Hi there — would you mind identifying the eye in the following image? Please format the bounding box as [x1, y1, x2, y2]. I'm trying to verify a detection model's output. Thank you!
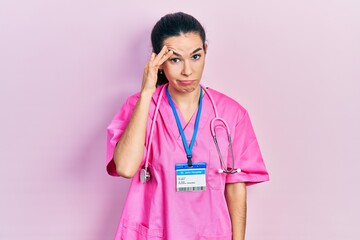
[192, 54, 201, 60]
[169, 58, 181, 63]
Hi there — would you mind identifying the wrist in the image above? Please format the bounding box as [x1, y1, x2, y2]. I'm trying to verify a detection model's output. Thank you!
[139, 89, 154, 101]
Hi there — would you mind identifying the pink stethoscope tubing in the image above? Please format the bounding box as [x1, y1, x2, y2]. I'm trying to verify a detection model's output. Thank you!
[205, 87, 241, 174]
[140, 84, 167, 183]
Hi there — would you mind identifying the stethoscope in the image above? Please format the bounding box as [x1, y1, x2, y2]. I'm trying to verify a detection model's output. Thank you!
[140, 84, 241, 183]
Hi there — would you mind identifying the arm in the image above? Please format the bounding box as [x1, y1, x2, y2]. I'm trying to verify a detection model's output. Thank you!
[113, 91, 152, 178]
[113, 46, 173, 178]
[225, 182, 247, 240]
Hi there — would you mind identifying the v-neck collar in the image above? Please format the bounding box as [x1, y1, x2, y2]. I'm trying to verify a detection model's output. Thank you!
[151, 85, 213, 140]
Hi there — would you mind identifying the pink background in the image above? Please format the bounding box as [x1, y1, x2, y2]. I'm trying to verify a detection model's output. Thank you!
[1, 0, 360, 239]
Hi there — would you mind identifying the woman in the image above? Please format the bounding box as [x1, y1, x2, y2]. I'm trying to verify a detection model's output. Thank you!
[106, 12, 269, 240]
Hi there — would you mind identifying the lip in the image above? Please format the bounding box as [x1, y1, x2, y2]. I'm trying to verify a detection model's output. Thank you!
[178, 80, 195, 85]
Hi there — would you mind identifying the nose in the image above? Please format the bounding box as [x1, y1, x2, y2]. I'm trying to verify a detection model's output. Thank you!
[181, 60, 192, 77]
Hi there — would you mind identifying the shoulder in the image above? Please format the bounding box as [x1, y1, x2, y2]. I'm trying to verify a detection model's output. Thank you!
[124, 92, 140, 107]
[205, 86, 248, 121]
[126, 85, 165, 105]
[110, 91, 141, 122]
[120, 86, 165, 118]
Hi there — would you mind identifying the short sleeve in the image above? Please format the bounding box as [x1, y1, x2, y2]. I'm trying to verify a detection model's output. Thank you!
[106, 95, 139, 176]
[225, 110, 269, 185]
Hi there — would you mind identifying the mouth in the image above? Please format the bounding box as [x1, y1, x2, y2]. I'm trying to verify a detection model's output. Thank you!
[177, 80, 195, 85]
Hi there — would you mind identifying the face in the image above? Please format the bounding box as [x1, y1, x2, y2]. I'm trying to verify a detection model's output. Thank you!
[161, 32, 207, 94]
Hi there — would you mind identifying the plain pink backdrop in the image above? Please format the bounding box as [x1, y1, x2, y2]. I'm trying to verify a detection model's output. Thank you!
[1, 0, 359, 239]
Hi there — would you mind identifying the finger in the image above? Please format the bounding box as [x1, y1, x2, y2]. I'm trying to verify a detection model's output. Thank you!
[152, 45, 168, 65]
[149, 52, 156, 61]
[158, 50, 173, 65]
[144, 53, 155, 71]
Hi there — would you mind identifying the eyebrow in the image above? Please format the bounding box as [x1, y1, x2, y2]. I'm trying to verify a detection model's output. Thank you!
[171, 47, 203, 57]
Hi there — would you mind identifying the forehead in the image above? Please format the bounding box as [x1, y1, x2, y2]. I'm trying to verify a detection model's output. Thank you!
[163, 33, 203, 53]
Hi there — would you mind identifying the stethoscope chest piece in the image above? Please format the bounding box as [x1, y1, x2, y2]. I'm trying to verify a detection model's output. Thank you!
[140, 168, 150, 184]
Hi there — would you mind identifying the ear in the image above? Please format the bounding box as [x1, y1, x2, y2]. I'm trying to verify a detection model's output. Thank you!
[158, 66, 164, 75]
[204, 42, 208, 54]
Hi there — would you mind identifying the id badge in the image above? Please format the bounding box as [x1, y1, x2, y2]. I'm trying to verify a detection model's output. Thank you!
[175, 162, 206, 192]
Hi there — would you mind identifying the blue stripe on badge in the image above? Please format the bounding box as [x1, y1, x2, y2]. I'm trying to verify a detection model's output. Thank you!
[176, 169, 206, 175]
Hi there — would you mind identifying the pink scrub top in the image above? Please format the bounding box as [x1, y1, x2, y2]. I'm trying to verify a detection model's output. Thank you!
[106, 86, 269, 240]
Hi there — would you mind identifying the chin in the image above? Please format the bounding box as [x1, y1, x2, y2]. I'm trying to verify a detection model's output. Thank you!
[178, 84, 200, 93]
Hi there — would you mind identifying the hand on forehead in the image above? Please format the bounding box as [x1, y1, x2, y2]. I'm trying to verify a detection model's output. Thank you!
[163, 33, 205, 57]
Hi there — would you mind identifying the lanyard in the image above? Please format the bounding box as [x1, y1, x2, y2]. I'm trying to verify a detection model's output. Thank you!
[166, 86, 203, 167]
